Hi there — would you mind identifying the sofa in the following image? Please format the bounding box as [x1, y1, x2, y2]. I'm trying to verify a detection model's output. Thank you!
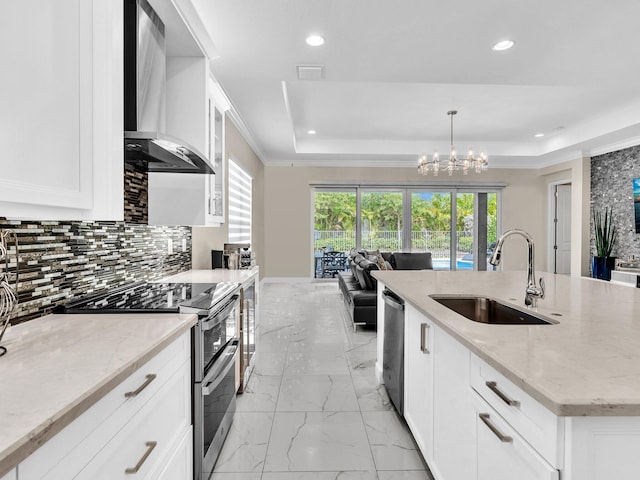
[338, 251, 433, 330]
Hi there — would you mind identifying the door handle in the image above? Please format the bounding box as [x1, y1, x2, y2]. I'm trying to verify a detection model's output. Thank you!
[125, 441, 157, 474]
[420, 323, 430, 354]
[479, 413, 512, 443]
[124, 374, 156, 398]
[486, 381, 520, 407]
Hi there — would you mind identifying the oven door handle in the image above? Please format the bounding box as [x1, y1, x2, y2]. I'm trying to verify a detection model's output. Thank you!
[200, 295, 240, 332]
[201, 342, 238, 396]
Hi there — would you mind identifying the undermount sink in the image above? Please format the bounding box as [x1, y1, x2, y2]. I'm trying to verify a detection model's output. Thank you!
[429, 295, 557, 325]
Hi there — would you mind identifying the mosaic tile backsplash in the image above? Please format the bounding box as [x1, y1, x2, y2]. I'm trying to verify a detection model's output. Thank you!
[591, 144, 640, 260]
[0, 221, 191, 324]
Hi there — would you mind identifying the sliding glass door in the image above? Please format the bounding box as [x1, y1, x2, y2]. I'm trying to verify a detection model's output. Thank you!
[361, 190, 403, 252]
[410, 191, 452, 269]
[313, 190, 356, 278]
[313, 187, 500, 276]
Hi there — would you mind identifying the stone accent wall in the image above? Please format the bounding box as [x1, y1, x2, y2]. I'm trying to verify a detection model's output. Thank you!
[591, 145, 640, 260]
[0, 221, 191, 324]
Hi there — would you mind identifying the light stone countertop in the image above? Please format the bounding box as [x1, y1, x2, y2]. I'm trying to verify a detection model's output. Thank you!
[372, 270, 640, 417]
[0, 312, 197, 477]
[157, 266, 259, 286]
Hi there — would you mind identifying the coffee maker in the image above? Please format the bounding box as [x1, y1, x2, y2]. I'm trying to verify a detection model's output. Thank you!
[223, 243, 255, 269]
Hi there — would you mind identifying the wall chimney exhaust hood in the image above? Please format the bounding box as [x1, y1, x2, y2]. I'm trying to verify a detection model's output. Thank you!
[123, 0, 214, 174]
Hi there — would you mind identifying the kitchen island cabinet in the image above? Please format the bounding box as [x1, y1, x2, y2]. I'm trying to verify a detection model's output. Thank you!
[0, 313, 197, 478]
[374, 270, 640, 480]
[0, 469, 15, 480]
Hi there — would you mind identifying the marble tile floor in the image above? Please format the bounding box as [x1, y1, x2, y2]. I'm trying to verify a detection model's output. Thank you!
[211, 281, 434, 480]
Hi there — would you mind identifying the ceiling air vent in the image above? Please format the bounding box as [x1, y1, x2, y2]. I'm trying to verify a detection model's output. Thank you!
[297, 65, 325, 81]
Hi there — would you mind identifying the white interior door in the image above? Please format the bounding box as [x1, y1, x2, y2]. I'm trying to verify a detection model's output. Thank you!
[555, 184, 572, 275]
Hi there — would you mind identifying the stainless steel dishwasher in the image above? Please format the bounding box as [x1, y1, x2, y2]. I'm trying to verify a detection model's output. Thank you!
[382, 288, 405, 414]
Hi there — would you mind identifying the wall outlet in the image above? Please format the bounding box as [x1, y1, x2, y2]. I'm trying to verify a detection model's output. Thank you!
[182, 238, 187, 252]
[167, 238, 173, 255]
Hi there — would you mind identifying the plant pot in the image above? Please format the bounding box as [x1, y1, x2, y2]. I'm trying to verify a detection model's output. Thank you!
[592, 256, 616, 281]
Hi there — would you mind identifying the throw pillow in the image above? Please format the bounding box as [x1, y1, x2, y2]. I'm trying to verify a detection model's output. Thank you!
[376, 253, 388, 270]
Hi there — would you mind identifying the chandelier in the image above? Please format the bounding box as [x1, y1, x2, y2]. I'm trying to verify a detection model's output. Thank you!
[418, 110, 488, 176]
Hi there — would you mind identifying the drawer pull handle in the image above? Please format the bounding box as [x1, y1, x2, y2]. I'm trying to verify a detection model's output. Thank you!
[125, 441, 157, 474]
[420, 323, 431, 354]
[124, 374, 157, 398]
[479, 413, 513, 443]
[486, 381, 520, 407]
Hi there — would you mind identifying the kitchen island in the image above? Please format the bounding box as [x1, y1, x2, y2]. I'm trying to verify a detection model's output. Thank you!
[0, 312, 197, 478]
[373, 270, 640, 480]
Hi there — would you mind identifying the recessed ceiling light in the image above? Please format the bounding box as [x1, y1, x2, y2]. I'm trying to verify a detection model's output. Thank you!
[307, 129, 317, 135]
[492, 40, 514, 51]
[534, 133, 545, 138]
[306, 34, 325, 47]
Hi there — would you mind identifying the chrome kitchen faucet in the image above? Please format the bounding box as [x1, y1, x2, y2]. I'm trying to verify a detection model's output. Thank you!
[489, 229, 545, 308]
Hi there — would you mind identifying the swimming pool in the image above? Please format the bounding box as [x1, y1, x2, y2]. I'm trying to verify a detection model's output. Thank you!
[432, 258, 474, 270]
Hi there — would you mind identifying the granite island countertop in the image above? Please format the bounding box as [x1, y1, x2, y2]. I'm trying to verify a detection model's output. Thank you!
[372, 270, 640, 417]
[0, 312, 197, 477]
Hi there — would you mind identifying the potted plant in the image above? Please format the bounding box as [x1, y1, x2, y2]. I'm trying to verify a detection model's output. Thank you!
[592, 207, 617, 281]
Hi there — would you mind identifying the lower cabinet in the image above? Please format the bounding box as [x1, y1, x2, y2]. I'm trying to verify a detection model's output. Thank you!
[397, 298, 558, 480]
[384, 289, 640, 479]
[18, 332, 192, 480]
[403, 304, 435, 465]
[151, 427, 193, 480]
[431, 322, 477, 480]
[0, 469, 16, 480]
[474, 394, 558, 480]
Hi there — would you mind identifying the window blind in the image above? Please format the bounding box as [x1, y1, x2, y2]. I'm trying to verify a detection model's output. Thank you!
[228, 159, 252, 243]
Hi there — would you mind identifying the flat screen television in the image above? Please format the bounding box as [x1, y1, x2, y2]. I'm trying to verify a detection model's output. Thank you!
[635, 178, 640, 233]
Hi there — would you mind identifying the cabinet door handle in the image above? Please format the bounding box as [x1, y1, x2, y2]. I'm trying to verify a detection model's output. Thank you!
[124, 374, 157, 398]
[479, 413, 513, 443]
[420, 323, 430, 354]
[125, 441, 157, 474]
[485, 381, 520, 407]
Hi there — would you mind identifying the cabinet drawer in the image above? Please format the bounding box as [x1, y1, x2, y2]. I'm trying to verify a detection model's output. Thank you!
[74, 359, 191, 480]
[474, 392, 559, 480]
[150, 426, 193, 480]
[21, 332, 190, 480]
[470, 353, 564, 468]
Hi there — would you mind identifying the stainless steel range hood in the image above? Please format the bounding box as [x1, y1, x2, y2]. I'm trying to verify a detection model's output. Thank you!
[123, 0, 214, 174]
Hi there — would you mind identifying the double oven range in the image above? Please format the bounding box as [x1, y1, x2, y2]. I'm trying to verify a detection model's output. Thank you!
[62, 281, 241, 480]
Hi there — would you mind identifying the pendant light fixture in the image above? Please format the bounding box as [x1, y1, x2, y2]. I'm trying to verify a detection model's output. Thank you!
[418, 110, 488, 176]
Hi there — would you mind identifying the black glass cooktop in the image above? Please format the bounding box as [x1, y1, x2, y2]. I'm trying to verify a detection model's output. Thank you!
[60, 281, 223, 314]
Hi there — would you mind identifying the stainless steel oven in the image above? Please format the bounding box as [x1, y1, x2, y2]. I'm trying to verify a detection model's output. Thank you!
[182, 289, 241, 479]
[194, 339, 238, 477]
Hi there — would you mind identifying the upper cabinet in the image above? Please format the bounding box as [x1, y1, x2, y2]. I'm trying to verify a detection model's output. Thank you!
[0, 0, 124, 220]
[146, 0, 229, 226]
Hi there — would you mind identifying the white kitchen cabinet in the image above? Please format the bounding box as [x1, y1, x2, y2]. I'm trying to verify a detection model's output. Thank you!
[0, 0, 123, 221]
[431, 323, 477, 480]
[563, 416, 640, 480]
[73, 361, 191, 480]
[152, 427, 193, 480]
[0, 469, 16, 480]
[470, 353, 564, 468]
[19, 332, 191, 480]
[403, 303, 435, 465]
[147, 62, 229, 226]
[474, 393, 559, 480]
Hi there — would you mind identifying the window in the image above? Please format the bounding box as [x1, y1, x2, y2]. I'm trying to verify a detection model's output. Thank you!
[313, 185, 501, 275]
[228, 159, 252, 243]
